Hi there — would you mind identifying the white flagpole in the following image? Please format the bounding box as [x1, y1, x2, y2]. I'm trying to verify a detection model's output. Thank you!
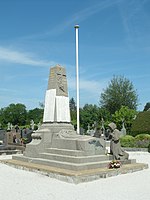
[74, 24, 80, 134]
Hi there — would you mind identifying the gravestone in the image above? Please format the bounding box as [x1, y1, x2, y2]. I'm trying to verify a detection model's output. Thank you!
[30, 120, 35, 130]
[37, 122, 41, 130]
[0, 129, 25, 154]
[0, 129, 5, 144]
[6, 132, 14, 144]
[7, 122, 11, 132]
[121, 121, 126, 136]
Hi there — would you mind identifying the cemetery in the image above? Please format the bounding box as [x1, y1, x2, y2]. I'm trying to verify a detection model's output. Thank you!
[0, 1, 150, 199]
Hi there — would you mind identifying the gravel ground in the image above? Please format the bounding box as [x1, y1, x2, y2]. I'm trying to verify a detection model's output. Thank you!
[0, 152, 149, 200]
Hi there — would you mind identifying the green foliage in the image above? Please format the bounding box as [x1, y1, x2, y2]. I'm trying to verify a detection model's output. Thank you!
[98, 107, 111, 125]
[0, 104, 43, 128]
[148, 143, 150, 153]
[69, 98, 77, 128]
[131, 111, 150, 136]
[143, 102, 150, 111]
[99, 75, 138, 114]
[0, 103, 27, 126]
[120, 135, 135, 147]
[135, 134, 150, 140]
[69, 97, 76, 111]
[69, 97, 77, 130]
[120, 134, 150, 148]
[26, 108, 43, 124]
[112, 106, 137, 132]
[134, 134, 150, 148]
[80, 104, 100, 130]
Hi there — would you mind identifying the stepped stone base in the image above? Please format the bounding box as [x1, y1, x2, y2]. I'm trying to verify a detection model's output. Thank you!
[9, 122, 148, 183]
[1, 158, 148, 184]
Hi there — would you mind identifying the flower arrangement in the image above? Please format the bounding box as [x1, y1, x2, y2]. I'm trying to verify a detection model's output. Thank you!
[108, 160, 121, 169]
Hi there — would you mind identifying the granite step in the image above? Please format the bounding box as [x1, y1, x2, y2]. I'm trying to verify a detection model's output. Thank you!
[39, 152, 112, 163]
[12, 154, 136, 171]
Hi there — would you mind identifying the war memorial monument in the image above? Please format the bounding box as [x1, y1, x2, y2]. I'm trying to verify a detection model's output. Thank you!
[0, 64, 146, 183]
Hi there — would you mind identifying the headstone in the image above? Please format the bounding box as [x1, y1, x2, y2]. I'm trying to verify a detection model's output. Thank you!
[101, 118, 105, 136]
[30, 120, 35, 130]
[10, 123, 13, 130]
[121, 121, 126, 136]
[37, 122, 41, 130]
[86, 124, 90, 135]
[7, 122, 11, 132]
[0, 129, 5, 144]
[15, 125, 19, 133]
[6, 132, 13, 144]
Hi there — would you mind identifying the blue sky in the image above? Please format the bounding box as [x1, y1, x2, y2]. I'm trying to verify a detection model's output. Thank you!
[0, 0, 150, 111]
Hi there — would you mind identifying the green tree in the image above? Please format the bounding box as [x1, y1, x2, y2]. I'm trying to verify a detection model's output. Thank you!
[80, 104, 99, 131]
[0, 108, 5, 127]
[26, 108, 44, 124]
[39, 102, 44, 109]
[98, 107, 111, 125]
[112, 106, 137, 133]
[0, 103, 27, 126]
[143, 102, 150, 111]
[69, 98, 77, 128]
[99, 75, 138, 114]
[69, 97, 76, 111]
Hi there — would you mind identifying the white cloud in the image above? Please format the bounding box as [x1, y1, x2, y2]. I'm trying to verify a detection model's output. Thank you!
[68, 77, 109, 106]
[68, 77, 108, 96]
[0, 47, 55, 67]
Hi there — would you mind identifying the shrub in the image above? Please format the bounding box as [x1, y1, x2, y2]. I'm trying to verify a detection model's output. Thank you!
[134, 134, 150, 148]
[120, 135, 135, 147]
[148, 143, 150, 153]
[131, 111, 150, 136]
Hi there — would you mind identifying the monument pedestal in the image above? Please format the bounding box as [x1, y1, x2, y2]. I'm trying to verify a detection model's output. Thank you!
[16, 122, 109, 170]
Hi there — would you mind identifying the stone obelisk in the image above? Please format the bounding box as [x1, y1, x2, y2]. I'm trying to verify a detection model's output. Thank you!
[43, 64, 71, 123]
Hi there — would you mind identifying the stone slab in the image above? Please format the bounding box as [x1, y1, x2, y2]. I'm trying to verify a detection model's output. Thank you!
[55, 96, 70, 122]
[43, 89, 56, 122]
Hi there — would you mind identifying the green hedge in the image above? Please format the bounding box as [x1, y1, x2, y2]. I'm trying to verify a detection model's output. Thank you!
[131, 111, 150, 136]
[120, 135, 135, 147]
[148, 144, 150, 153]
[120, 134, 150, 148]
[134, 134, 150, 148]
